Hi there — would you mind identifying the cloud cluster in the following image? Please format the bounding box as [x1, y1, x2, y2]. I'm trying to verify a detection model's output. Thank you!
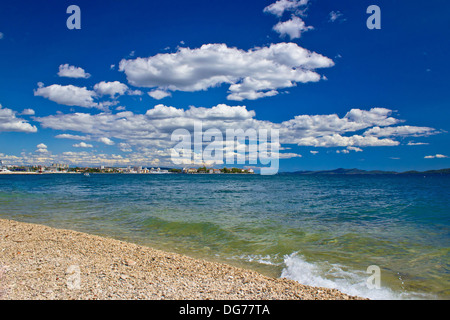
[119, 43, 334, 101]
[2, 1, 445, 169]
[263, 0, 309, 17]
[0, 104, 37, 133]
[34, 81, 142, 110]
[364, 125, 437, 137]
[36, 143, 48, 153]
[264, 0, 312, 41]
[424, 154, 447, 159]
[0, 150, 137, 167]
[278, 107, 401, 146]
[1, 103, 440, 167]
[35, 5, 330, 106]
[31, 104, 439, 166]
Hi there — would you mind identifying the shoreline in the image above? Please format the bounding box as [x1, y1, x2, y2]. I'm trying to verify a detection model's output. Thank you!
[0, 218, 364, 300]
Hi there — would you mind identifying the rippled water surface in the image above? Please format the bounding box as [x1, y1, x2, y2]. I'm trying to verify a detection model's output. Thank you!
[0, 173, 448, 299]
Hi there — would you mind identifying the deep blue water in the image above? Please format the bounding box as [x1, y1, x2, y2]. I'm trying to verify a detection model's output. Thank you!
[0, 173, 448, 299]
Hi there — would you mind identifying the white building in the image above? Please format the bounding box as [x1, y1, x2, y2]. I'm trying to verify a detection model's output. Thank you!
[0, 160, 11, 173]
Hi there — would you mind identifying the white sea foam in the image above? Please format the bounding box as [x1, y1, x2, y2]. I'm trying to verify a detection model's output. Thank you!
[237, 254, 282, 266]
[280, 252, 432, 300]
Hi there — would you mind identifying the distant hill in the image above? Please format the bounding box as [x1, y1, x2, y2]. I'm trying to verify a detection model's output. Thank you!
[409, 168, 450, 175]
[282, 168, 450, 175]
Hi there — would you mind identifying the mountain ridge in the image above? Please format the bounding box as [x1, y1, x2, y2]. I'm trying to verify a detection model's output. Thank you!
[280, 168, 450, 175]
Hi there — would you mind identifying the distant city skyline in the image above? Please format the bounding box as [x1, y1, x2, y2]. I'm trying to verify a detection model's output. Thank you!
[0, 0, 449, 172]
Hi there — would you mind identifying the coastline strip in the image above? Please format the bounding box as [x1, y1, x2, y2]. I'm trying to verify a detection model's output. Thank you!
[0, 218, 363, 300]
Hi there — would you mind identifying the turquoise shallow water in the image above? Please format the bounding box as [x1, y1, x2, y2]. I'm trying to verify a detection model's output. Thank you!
[0, 173, 449, 299]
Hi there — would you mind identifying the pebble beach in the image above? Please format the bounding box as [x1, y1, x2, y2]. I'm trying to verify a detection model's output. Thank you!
[0, 218, 363, 300]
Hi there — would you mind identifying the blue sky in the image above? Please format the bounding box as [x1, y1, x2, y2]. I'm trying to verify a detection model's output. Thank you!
[0, 0, 449, 172]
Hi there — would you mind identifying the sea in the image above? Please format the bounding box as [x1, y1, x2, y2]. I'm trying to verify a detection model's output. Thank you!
[0, 173, 448, 299]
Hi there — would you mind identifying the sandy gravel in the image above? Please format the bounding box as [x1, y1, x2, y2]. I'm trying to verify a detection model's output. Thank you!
[0, 218, 364, 300]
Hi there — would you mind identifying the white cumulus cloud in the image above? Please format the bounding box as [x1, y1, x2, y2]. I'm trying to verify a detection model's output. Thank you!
[0, 104, 37, 133]
[57, 64, 91, 79]
[98, 137, 115, 145]
[34, 84, 98, 108]
[94, 81, 129, 98]
[273, 16, 313, 39]
[148, 89, 172, 100]
[119, 42, 334, 101]
[73, 142, 93, 148]
[20, 108, 35, 115]
[264, 0, 309, 17]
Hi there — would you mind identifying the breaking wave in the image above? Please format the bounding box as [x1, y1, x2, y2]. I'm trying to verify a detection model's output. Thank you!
[280, 252, 433, 300]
